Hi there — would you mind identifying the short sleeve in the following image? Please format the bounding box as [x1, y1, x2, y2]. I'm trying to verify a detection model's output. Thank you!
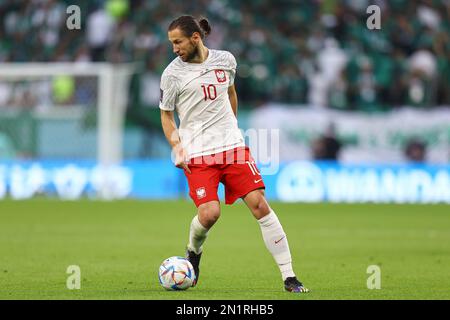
[159, 71, 178, 111]
[228, 52, 237, 86]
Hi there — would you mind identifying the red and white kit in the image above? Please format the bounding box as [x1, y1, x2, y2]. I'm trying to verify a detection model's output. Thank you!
[159, 49, 265, 207]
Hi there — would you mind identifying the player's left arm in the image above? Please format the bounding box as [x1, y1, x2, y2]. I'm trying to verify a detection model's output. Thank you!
[228, 84, 238, 117]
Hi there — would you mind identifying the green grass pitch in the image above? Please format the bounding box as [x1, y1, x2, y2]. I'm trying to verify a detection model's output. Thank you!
[0, 199, 449, 300]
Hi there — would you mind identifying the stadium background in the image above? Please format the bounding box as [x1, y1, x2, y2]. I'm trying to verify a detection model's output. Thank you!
[0, 0, 449, 300]
[0, 0, 449, 202]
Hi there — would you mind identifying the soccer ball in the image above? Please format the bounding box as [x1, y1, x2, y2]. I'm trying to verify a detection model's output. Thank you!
[158, 256, 196, 290]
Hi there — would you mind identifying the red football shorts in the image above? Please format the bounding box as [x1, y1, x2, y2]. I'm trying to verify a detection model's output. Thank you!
[184, 146, 265, 207]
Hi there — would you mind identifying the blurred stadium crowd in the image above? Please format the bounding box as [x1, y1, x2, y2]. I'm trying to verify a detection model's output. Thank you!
[0, 0, 449, 112]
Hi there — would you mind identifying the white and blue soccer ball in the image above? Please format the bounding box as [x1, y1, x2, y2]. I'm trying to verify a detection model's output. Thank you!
[158, 256, 196, 290]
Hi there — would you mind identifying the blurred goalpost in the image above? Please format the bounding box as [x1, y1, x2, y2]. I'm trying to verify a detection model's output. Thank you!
[0, 62, 136, 199]
[0, 62, 135, 166]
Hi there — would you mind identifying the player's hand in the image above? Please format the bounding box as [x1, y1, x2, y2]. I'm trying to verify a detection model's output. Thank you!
[173, 144, 191, 174]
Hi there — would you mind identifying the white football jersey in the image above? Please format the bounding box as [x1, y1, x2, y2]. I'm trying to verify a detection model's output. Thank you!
[159, 49, 245, 159]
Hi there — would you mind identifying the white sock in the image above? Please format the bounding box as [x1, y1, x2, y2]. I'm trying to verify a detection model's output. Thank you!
[258, 210, 296, 281]
[187, 215, 209, 255]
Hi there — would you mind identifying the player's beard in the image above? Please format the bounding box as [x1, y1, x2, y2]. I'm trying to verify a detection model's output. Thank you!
[184, 41, 199, 62]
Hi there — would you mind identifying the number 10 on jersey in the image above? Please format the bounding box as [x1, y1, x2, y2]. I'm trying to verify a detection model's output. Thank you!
[201, 84, 217, 101]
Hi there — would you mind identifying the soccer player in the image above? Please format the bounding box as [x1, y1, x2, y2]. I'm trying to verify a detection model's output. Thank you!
[159, 15, 309, 293]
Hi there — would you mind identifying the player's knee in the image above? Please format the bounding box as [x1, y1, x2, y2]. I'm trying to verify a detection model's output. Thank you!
[251, 191, 271, 218]
[198, 203, 220, 228]
[255, 199, 271, 218]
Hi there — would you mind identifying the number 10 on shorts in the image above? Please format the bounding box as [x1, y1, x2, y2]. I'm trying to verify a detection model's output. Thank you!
[246, 161, 260, 176]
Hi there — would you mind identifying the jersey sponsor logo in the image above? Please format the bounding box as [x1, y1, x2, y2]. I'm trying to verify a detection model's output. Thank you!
[196, 187, 206, 199]
[215, 69, 227, 83]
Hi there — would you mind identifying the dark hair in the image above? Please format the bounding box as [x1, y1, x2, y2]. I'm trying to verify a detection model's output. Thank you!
[168, 15, 211, 39]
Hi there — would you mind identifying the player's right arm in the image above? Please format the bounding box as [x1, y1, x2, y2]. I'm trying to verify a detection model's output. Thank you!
[160, 110, 191, 173]
[159, 70, 191, 173]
